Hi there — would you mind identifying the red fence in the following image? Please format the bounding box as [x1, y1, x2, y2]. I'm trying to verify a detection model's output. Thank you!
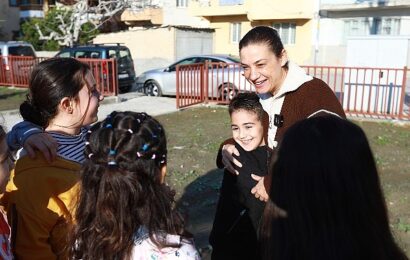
[0, 56, 119, 96]
[176, 63, 409, 121]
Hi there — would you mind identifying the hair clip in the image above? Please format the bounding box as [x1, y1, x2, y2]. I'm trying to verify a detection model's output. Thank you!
[151, 154, 156, 159]
[88, 153, 94, 158]
[107, 161, 117, 166]
[109, 149, 116, 155]
[127, 129, 133, 134]
[142, 143, 149, 151]
[106, 124, 113, 128]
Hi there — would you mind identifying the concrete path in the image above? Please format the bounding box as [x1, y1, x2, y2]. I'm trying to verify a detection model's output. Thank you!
[0, 93, 179, 130]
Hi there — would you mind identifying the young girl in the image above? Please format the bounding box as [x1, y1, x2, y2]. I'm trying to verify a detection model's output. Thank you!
[260, 115, 408, 260]
[2, 58, 104, 259]
[69, 111, 200, 260]
[0, 125, 13, 260]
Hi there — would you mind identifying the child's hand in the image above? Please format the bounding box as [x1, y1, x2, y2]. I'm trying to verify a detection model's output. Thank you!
[251, 174, 269, 201]
[24, 133, 58, 163]
[221, 144, 242, 175]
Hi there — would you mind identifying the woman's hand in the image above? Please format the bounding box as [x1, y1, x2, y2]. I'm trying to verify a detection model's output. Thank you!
[221, 144, 242, 175]
[24, 133, 58, 163]
[251, 174, 269, 202]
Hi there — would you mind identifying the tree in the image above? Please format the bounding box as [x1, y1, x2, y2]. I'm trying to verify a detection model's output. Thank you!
[35, 0, 159, 47]
[20, 7, 99, 51]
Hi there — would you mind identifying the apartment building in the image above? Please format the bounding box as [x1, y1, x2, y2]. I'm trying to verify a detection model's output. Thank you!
[191, 0, 317, 65]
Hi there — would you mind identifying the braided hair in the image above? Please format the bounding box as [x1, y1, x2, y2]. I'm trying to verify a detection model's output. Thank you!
[69, 111, 184, 260]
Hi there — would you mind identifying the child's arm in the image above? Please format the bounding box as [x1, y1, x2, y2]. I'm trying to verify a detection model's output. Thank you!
[6, 121, 57, 162]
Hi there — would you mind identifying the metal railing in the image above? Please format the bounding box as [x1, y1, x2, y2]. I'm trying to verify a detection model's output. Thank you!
[177, 63, 409, 121]
[0, 56, 119, 96]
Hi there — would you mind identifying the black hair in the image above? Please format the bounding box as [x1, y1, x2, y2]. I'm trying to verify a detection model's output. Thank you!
[69, 111, 185, 260]
[239, 26, 285, 59]
[20, 58, 91, 128]
[229, 92, 264, 122]
[0, 125, 5, 142]
[260, 116, 408, 260]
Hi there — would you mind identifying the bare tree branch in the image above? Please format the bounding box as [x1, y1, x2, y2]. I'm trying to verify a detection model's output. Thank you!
[36, 0, 156, 47]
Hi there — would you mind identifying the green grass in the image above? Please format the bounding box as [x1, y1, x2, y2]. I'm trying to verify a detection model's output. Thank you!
[0, 87, 28, 111]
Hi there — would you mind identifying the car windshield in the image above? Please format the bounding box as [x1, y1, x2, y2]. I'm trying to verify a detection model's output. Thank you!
[9, 46, 35, 56]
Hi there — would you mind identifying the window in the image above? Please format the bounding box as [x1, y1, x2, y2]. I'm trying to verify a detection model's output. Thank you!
[220, 0, 244, 5]
[230, 22, 241, 43]
[9, 0, 18, 6]
[273, 23, 296, 45]
[345, 18, 400, 36]
[176, 0, 188, 7]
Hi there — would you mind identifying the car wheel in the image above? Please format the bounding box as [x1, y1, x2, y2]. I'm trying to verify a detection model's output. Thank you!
[219, 83, 238, 101]
[144, 80, 162, 97]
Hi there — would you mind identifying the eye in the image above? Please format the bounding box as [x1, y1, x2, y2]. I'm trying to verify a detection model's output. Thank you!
[245, 125, 253, 129]
[256, 63, 265, 68]
[231, 126, 239, 131]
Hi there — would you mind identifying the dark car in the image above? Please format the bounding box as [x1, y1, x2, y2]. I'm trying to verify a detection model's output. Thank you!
[55, 43, 136, 93]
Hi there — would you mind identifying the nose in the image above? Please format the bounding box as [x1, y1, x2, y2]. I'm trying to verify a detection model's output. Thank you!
[239, 129, 246, 139]
[249, 69, 260, 81]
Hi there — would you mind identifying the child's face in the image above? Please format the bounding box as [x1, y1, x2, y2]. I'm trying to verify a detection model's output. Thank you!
[0, 138, 13, 194]
[75, 72, 103, 126]
[231, 109, 265, 151]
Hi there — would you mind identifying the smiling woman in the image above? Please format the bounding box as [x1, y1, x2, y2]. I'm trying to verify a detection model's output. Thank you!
[220, 26, 346, 202]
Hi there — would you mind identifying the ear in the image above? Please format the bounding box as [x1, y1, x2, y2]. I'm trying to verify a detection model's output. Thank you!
[160, 164, 167, 184]
[59, 97, 73, 114]
[280, 49, 288, 67]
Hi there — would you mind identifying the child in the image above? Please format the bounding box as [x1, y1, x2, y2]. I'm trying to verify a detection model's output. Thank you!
[260, 116, 408, 260]
[68, 111, 200, 259]
[2, 58, 104, 259]
[210, 92, 270, 260]
[0, 125, 13, 260]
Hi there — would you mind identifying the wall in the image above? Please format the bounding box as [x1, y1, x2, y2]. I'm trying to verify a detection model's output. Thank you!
[0, 2, 20, 41]
[93, 27, 176, 75]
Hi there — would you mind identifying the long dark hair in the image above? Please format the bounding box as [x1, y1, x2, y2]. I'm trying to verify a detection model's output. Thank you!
[20, 58, 90, 128]
[69, 111, 185, 260]
[260, 116, 408, 260]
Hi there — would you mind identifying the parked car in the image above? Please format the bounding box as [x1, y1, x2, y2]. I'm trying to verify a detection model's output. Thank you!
[136, 54, 250, 100]
[0, 41, 37, 83]
[55, 43, 136, 93]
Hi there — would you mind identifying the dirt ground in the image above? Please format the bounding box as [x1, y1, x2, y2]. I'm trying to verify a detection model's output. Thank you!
[156, 106, 410, 259]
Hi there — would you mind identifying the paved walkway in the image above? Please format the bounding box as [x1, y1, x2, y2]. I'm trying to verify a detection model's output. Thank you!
[0, 93, 179, 130]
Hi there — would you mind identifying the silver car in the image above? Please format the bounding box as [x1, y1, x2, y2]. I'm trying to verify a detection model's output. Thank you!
[136, 54, 252, 100]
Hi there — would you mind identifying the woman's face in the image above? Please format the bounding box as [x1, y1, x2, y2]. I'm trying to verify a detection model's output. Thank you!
[240, 43, 287, 95]
[75, 72, 104, 126]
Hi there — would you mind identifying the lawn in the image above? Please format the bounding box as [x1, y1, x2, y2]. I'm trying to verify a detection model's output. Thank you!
[0, 87, 28, 111]
[156, 106, 410, 257]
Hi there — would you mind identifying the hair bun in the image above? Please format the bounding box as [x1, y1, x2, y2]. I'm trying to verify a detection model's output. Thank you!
[20, 100, 48, 127]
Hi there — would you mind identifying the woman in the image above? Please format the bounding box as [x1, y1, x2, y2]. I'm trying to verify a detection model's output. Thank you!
[2, 58, 104, 259]
[221, 26, 345, 201]
[259, 115, 408, 260]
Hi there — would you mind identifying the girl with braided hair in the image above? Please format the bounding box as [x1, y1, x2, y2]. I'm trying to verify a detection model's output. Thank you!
[69, 111, 200, 260]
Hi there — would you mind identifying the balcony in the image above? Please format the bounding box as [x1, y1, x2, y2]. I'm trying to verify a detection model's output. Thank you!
[121, 7, 163, 25]
[191, 0, 314, 21]
[320, 0, 410, 18]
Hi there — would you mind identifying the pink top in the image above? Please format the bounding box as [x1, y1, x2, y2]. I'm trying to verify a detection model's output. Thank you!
[0, 211, 12, 260]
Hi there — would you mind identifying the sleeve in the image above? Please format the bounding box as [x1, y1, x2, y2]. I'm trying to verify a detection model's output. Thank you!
[300, 79, 346, 119]
[6, 121, 43, 151]
[174, 239, 201, 260]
